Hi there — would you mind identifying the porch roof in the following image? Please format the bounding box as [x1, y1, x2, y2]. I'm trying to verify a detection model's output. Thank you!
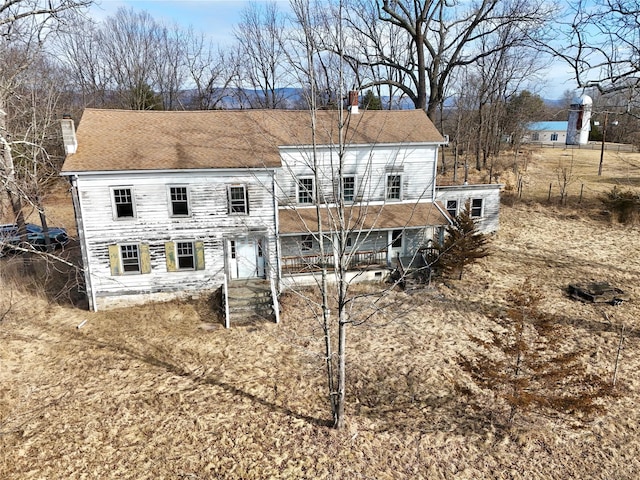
[278, 201, 450, 235]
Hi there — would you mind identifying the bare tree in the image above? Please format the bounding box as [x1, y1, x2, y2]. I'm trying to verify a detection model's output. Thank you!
[233, 2, 291, 109]
[549, 1, 640, 104]
[53, 16, 112, 108]
[183, 34, 236, 110]
[0, 0, 91, 38]
[1, 0, 90, 215]
[1, 0, 89, 272]
[283, 0, 444, 430]
[58, 6, 239, 112]
[342, 0, 551, 119]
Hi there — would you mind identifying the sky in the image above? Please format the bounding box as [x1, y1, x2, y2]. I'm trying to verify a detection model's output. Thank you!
[90, 0, 277, 45]
[89, 0, 578, 101]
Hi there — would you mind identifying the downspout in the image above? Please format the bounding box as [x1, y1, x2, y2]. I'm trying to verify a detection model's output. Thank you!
[271, 169, 281, 293]
[70, 174, 97, 311]
[431, 143, 440, 201]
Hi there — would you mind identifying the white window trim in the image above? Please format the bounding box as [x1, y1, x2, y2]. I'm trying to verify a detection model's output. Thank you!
[446, 199, 458, 217]
[167, 185, 191, 217]
[297, 177, 315, 204]
[110, 186, 136, 220]
[175, 240, 196, 270]
[342, 175, 357, 203]
[386, 174, 402, 201]
[228, 184, 249, 214]
[120, 243, 141, 274]
[471, 198, 484, 218]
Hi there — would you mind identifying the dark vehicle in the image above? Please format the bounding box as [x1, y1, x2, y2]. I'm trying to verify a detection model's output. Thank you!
[0, 223, 69, 255]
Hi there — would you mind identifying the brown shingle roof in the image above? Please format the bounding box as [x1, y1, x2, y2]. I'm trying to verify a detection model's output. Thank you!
[61, 108, 444, 173]
[278, 201, 450, 235]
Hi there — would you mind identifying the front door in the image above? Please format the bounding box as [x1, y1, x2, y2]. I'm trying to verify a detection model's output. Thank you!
[229, 238, 265, 279]
[389, 229, 404, 263]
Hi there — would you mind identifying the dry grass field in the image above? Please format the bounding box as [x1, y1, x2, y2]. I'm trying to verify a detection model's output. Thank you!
[1, 146, 640, 479]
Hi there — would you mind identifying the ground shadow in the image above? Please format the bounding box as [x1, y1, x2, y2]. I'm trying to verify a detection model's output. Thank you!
[79, 335, 331, 428]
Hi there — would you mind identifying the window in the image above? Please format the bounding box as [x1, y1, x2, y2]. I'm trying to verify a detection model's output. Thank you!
[176, 241, 195, 269]
[165, 240, 205, 272]
[169, 186, 189, 216]
[386, 175, 401, 200]
[392, 229, 403, 248]
[550, 133, 558, 141]
[228, 185, 248, 214]
[301, 235, 313, 252]
[342, 176, 355, 202]
[121, 244, 141, 273]
[446, 200, 458, 217]
[108, 244, 150, 275]
[112, 187, 134, 218]
[298, 178, 314, 204]
[230, 240, 236, 259]
[471, 198, 483, 218]
[346, 236, 353, 247]
[532, 133, 540, 141]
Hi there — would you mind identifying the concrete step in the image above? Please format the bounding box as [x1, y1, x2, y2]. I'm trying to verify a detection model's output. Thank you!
[225, 278, 275, 324]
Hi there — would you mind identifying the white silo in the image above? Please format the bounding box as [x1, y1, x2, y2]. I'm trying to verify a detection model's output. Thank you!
[566, 94, 592, 145]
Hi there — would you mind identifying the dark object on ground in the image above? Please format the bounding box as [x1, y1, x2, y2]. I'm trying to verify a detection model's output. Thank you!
[568, 282, 630, 305]
[0, 223, 69, 255]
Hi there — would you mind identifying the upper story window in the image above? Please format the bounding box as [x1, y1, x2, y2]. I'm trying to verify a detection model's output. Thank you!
[471, 198, 483, 218]
[386, 175, 402, 200]
[228, 185, 249, 214]
[446, 200, 458, 217]
[343, 176, 355, 202]
[169, 186, 190, 216]
[112, 187, 135, 219]
[298, 177, 314, 204]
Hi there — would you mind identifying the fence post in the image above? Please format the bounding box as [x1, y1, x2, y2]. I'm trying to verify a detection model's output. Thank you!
[547, 183, 552, 202]
[579, 184, 584, 204]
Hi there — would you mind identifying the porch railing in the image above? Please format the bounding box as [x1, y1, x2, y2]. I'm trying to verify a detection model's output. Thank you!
[281, 249, 388, 274]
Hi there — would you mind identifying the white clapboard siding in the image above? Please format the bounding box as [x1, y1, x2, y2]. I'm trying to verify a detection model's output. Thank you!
[435, 184, 503, 233]
[74, 170, 278, 305]
[276, 143, 438, 206]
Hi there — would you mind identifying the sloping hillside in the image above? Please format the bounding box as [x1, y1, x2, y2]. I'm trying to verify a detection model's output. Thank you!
[1, 147, 639, 479]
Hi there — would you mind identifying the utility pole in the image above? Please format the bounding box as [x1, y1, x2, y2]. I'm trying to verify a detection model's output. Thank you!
[597, 111, 618, 177]
[598, 111, 608, 177]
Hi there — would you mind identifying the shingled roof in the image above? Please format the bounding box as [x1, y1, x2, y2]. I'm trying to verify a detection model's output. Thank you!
[61, 108, 444, 173]
[278, 201, 450, 235]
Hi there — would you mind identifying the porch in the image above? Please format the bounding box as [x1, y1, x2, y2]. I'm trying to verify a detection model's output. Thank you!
[281, 249, 388, 274]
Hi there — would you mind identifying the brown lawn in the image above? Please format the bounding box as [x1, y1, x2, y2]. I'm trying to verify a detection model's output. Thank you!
[1, 146, 640, 479]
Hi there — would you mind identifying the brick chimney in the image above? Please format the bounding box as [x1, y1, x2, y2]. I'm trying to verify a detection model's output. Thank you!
[348, 90, 359, 114]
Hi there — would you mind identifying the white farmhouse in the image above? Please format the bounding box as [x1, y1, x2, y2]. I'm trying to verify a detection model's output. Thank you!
[525, 121, 569, 144]
[61, 107, 501, 314]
